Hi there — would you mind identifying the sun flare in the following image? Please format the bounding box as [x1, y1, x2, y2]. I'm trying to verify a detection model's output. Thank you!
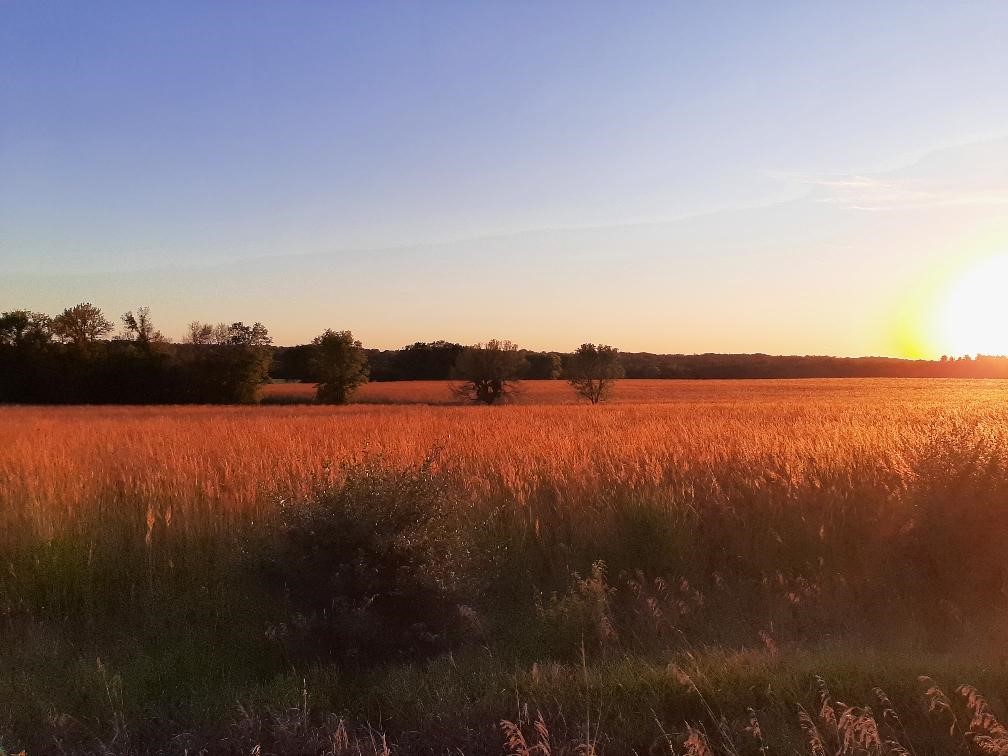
[935, 254, 1008, 357]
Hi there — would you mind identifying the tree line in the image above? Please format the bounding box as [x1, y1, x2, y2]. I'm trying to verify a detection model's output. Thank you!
[5, 301, 1008, 405]
[0, 304, 277, 404]
[0, 304, 621, 405]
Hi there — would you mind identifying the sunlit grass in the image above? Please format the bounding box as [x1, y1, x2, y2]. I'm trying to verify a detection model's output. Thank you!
[4, 378, 1008, 752]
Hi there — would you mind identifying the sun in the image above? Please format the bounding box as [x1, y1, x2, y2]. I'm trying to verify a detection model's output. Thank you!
[934, 254, 1008, 357]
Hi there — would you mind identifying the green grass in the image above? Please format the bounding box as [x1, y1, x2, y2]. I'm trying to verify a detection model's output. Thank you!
[5, 627, 1007, 753]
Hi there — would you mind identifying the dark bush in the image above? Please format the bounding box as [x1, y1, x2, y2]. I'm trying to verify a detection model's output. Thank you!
[263, 458, 477, 664]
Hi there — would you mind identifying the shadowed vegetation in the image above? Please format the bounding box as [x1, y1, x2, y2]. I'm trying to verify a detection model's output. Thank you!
[2, 380, 1008, 752]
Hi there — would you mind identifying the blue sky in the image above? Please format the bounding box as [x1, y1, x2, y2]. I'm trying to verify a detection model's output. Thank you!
[3, 2, 1008, 353]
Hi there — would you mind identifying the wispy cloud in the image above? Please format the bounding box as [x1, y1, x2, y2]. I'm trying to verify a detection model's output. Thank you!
[805, 176, 1008, 211]
[768, 141, 1008, 211]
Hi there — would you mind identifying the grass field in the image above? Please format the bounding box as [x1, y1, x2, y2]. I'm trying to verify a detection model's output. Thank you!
[4, 379, 1008, 753]
[260, 377, 972, 405]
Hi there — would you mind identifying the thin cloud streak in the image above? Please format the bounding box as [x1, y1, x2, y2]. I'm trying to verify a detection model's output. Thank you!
[769, 142, 1008, 212]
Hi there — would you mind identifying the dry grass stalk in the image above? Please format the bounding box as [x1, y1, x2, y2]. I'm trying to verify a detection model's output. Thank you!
[798, 704, 828, 756]
[682, 725, 714, 756]
[918, 676, 959, 737]
[814, 675, 839, 745]
[956, 684, 1008, 756]
[966, 732, 1008, 756]
[958, 685, 1008, 738]
[872, 688, 903, 732]
[836, 706, 882, 756]
[502, 711, 552, 756]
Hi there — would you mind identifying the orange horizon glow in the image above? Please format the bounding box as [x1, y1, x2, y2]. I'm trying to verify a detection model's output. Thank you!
[899, 252, 1008, 360]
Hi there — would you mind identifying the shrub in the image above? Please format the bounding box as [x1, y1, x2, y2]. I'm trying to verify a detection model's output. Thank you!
[263, 457, 476, 663]
[539, 561, 619, 654]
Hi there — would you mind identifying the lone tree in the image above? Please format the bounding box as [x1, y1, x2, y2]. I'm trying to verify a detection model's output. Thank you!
[453, 339, 528, 404]
[312, 329, 369, 404]
[51, 302, 113, 346]
[566, 343, 623, 404]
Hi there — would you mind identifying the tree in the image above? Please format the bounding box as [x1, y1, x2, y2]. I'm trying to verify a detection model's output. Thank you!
[271, 344, 319, 382]
[453, 339, 527, 405]
[185, 321, 230, 345]
[51, 302, 113, 346]
[0, 310, 52, 348]
[311, 329, 369, 404]
[395, 341, 464, 380]
[0, 310, 53, 403]
[227, 321, 272, 347]
[121, 306, 166, 348]
[179, 320, 273, 403]
[566, 343, 624, 404]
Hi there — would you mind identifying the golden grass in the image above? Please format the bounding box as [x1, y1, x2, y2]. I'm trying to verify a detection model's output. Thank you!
[262, 376, 999, 405]
[6, 378, 1008, 538]
[7, 377, 1008, 753]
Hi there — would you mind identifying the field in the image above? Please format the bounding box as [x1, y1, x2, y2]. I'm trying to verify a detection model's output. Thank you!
[4, 379, 1008, 754]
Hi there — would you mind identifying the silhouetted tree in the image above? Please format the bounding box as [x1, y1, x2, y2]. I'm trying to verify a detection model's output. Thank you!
[51, 303, 113, 346]
[453, 339, 527, 404]
[121, 306, 166, 349]
[185, 321, 230, 345]
[395, 341, 464, 380]
[0, 310, 52, 348]
[178, 321, 273, 403]
[312, 329, 369, 404]
[566, 343, 623, 404]
[227, 321, 272, 347]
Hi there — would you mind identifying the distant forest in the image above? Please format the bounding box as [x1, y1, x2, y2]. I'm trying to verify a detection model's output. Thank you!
[3, 303, 1008, 405]
[348, 346, 1008, 382]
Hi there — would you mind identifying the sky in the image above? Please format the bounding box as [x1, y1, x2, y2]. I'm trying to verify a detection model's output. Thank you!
[3, 1, 1008, 355]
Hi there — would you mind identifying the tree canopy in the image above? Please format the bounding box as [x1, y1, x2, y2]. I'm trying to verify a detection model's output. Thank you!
[312, 329, 369, 404]
[51, 303, 113, 346]
[566, 343, 623, 404]
[452, 339, 527, 405]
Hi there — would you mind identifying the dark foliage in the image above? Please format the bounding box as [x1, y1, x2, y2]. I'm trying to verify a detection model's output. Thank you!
[566, 343, 623, 403]
[524, 351, 563, 379]
[311, 329, 369, 404]
[271, 344, 319, 382]
[263, 459, 475, 663]
[0, 306, 272, 404]
[10, 300, 1008, 406]
[453, 339, 528, 404]
[616, 351, 1008, 379]
[394, 341, 465, 380]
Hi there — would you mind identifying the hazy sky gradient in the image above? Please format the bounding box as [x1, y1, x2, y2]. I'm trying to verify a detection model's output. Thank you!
[3, 2, 1008, 354]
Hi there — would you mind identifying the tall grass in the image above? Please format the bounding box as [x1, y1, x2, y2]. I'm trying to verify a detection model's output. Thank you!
[3, 378, 1008, 752]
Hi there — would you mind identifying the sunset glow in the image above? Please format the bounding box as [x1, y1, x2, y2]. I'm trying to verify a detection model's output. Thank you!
[10, 3, 1008, 751]
[933, 254, 1008, 357]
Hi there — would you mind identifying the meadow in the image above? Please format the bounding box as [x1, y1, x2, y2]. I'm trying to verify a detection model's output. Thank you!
[3, 379, 1008, 754]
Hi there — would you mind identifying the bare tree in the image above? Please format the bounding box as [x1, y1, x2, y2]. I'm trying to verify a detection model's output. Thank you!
[566, 343, 623, 404]
[51, 302, 113, 346]
[121, 306, 166, 347]
[453, 339, 528, 404]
